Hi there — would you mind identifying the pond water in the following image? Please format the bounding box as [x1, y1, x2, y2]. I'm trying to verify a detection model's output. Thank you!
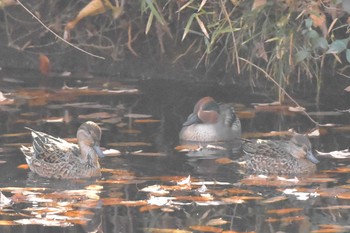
[0, 71, 349, 233]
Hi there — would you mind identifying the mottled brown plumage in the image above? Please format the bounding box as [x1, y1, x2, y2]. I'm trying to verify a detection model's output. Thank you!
[20, 121, 104, 179]
[239, 134, 319, 175]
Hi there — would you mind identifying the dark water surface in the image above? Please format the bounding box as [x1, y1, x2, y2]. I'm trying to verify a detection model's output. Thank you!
[0, 72, 349, 233]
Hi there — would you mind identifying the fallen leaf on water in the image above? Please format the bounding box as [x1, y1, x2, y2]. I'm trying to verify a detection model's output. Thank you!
[267, 208, 303, 215]
[215, 157, 234, 164]
[288, 106, 305, 112]
[78, 112, 113, 120]
[141, 185, 170, 195]
[119, 129, 142, 134]
[14, 218, 72, 227]
[0, 192, 12, 205]
[311, 224, 350, 233]
[345, 86, 350, 92]
[17, 164, 29, 169]
[134, 119, 161, 123]
[124, 113, 152, 118]
[129, 152, 167, 157]
[236, 110, 255, 119]
[39, 53, 51, 76]
[175, 144, 201, 152]
[316, 205, 350, 210]
[143, 228, 192, 233]
[242, 131, 292, 138]
[0, 92, 14, 105]
[102, 149, 121, 156]
[0, 220, 17, 226]
[322, 167, 350, 173]
[107, 142, 152, 147]
[189, 225, 223, 233]
[139, 205, 161, 212]
[265, 216, 306, 223]
[260, 195, 288, 204]
[226, 188, 253, 195]
[206, 218, 229, 226]
[336, 192, 350, 200]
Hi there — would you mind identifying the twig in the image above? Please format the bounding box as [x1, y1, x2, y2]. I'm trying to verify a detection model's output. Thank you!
[16, 0, 105, 60]
[239, 57, 327, 127]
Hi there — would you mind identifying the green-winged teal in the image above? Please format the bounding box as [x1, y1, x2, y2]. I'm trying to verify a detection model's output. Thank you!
[239, 134, 319, 175]
[179, 96, 241, 142]
[20, 121, 104, 179]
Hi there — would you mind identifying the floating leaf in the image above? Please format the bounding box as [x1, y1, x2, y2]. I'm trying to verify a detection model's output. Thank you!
[267, 208, 303, 215]
[261, 195, 288, 204]
[206, 218, 229, 226]
[129, 152, 167, 157]
[288, 106, 305, 112]
[102, 149, 121, 156]
[189, 226, 223, 233]
[265, 216, 305, 223]
[125, 113, 152, 118]
[144, 228, 192, 233]
[215, 158, 234, 164]
[39, 53, 51, 76]
[345, 85, 350, 92]
[134, 119, 161, 123]
[139, 205, 161, 212]
[107, 142, 152, 147]
[17, 164, 29, 169]
[78, 112, 113, 119]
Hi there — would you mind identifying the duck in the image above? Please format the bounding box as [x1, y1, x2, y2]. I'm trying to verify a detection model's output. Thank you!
[20, 121, 104, 179]
[179, 96, 241, 143]
[239, 134, 319, 175]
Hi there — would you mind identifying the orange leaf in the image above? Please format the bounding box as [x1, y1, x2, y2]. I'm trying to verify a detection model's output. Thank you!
[17, 164, 29, 169]
[189, 225, 223, 233]
[65, 0, 106, 31]
[39, 53, 51, 76]
[267, 208, 303, 215]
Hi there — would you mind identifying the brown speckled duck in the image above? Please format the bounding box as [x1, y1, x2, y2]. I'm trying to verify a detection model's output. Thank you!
[20, 121, 104, 179]
[239, 134, 319, 175]
[179, 96, 241, 142]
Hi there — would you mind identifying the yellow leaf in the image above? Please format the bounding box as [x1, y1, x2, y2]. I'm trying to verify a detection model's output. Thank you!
[252, 0, 266, 10]
[195, 15, 209, 39]
[65, 0, 106, 31]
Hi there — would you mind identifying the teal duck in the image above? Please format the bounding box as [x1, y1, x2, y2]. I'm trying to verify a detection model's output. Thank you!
[239, 134, 319, 175]
[20, 121, 104, 179]
[179, 96, 241, 142]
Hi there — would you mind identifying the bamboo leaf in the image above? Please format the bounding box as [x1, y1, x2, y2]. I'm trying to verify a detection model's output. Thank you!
[145, 0, 165, 25]
[145, 13, 153, 34]
[195, 15, 210, 39]
[182, 13, 196, 41]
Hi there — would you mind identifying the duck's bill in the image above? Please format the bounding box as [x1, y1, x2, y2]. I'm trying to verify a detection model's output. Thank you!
[306, 151, 319, 164]
[183, 113, 200, 126]
[93, 145, 105, 158]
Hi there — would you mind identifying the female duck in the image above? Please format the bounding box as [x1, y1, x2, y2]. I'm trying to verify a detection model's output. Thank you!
[20, 121, 104, 179]
[239, 134, 319, 175]
[179, 96, 241, 142]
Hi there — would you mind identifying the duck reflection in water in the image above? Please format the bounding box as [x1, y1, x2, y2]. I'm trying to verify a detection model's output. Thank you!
[20, 121, 104, 179]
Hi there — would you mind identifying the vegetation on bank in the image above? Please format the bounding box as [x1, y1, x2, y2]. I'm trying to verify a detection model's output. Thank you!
[1, 0, 350, 91]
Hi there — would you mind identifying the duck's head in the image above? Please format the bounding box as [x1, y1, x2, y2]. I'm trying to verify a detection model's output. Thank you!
[290, 134, 319, 164]
[77, 121, 104, 158]
[183, 96, 220, 126]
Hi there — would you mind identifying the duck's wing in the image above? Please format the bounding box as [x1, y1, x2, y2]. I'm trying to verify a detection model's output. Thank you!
[26, 128, 79, 163]
[243, 139, 288, 158]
